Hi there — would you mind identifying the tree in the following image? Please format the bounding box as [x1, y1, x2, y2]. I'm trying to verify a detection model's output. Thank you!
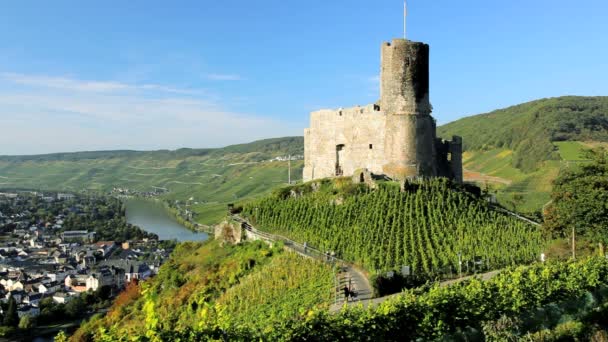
[3, 295, 18, 327]
[544, 148, 608, 243]
[65, 296, 86, 318]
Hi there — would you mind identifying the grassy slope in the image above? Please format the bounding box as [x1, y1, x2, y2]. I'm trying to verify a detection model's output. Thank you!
[72, 240, 334, 340]
[0, 137, 303, 225]
[439, 96, 608, 214]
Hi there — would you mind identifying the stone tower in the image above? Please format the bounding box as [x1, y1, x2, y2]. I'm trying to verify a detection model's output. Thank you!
[302, 37, 463, 183]
[381, 39, 437, 180]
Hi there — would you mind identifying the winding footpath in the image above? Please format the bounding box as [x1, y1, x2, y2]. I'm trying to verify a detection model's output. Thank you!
[232, 215, 373, 304]
[329, 269, 501, 312]
[232, 215, 505, 313]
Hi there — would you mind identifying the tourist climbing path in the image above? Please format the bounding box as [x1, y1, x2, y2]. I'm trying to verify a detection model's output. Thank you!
[329, 269, 501, 312]
[231, 215, 373, 304]
[232, 215, 502, 313]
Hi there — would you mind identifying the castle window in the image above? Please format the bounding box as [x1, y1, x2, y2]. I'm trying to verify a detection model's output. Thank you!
[369, 144, 373, 150]
[339, 111, 343, 116]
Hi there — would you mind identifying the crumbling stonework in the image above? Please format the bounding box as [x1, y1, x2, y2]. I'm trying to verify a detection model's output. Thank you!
[304, 38, 462, 183]
[352, 168, 378, 189]
[215, 220, 243, 245]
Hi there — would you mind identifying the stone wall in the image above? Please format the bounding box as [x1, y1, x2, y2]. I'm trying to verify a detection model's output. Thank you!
[303, 104, 386, 181]
[303, 38, 463, 183]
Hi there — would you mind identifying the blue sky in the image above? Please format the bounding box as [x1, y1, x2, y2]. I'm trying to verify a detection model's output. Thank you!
[1, 0, 606, 154]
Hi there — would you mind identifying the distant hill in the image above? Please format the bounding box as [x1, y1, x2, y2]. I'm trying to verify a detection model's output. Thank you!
[0, 136, 304, 162]
[0, 137, 303, 224]
[438, 96, 608, 213]
[438, 96, 608, 172]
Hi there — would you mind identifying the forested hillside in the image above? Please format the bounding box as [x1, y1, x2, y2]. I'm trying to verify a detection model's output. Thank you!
[241, 178, 545, 277]
[438, 96, 608, 213]
[438, 96, 608, 172]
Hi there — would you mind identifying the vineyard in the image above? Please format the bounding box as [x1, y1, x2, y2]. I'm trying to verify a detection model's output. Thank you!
[91, 257, 608, 341]
[72, 240, 337, 340]
[217, 253, 334, 331]
[242, 178, 546, 276]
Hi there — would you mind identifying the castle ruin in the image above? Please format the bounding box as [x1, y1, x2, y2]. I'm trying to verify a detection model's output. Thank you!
[303, 38, 463, 183]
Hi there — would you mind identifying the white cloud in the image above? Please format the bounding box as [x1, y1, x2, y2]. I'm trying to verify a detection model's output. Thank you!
[0, 72, 202, 95]
[206, 73, 243, 81]
[0, 73, 300, 155]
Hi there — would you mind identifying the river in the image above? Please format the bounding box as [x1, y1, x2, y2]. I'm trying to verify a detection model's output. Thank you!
[124, 198, 209, 242]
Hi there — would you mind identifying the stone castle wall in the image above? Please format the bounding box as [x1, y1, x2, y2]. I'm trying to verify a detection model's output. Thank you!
[304, 38, 463, 183]
[303, 105, 385, 181]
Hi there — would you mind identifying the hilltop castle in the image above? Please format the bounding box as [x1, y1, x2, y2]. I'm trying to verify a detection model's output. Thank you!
[303, 38, 463, 183]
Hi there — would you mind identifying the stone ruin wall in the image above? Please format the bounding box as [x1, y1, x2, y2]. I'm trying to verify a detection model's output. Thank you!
[303, 39, 463, 183]
[303, 104, 386, 181]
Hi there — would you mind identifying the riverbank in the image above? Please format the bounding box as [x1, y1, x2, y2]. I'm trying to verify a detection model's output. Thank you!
[123, 198, 209, 242]
[160, 200, 215, 234]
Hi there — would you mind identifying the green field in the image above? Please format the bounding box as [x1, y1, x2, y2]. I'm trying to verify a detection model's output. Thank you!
[554, 141, 591, 161]
[460, 143, 600, 214]
[0, 137, 303, 225]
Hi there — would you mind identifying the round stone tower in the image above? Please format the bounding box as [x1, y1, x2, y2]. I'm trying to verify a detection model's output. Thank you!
[381, 39, 437, 180]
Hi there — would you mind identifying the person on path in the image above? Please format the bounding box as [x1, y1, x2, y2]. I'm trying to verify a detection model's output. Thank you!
[343, 285, 350, 302]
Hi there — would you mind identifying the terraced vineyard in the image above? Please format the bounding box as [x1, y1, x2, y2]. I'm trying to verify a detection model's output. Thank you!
[0, 137, 303, 224]
[217, 252, 334, 331]
[242, 178, 546, 276]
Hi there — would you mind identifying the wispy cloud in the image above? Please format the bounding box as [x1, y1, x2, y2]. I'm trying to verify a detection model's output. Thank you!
[0, 72, 202, 95]
[0, 72, 300, 155]
[206, 73, 243, 81]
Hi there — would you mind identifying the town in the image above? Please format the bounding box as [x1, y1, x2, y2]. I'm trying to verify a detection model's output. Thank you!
[0, 191, 174, 332]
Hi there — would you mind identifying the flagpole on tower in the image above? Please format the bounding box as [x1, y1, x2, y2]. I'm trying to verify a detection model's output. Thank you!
[404, 0, 407, 40]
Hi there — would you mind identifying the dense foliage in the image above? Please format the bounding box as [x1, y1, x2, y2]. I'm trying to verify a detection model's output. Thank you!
[438, 96, 608, 172]
[544, 148, 608, 243]
[73, 240, 334, 341]
[91, 257, 608, 341]
[242, 178, 545, 276]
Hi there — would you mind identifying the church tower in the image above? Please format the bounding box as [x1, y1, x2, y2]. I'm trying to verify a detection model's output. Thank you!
[381, 39, 438, 180]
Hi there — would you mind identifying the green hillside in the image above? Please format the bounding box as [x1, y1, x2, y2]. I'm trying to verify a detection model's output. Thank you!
[438, 96, 608, 172]
[83, 249, 608, 341]
[0, 137, 303, 224]
[241, 178, 545, 277]
[438, 96, 608, 214]
[73, 240, 334, 340]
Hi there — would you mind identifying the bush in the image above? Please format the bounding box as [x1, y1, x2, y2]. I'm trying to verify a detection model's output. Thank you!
[18, 315, 35, 329]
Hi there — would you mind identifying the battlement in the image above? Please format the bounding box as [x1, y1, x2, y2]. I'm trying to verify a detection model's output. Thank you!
[311, 104, 382, 121]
